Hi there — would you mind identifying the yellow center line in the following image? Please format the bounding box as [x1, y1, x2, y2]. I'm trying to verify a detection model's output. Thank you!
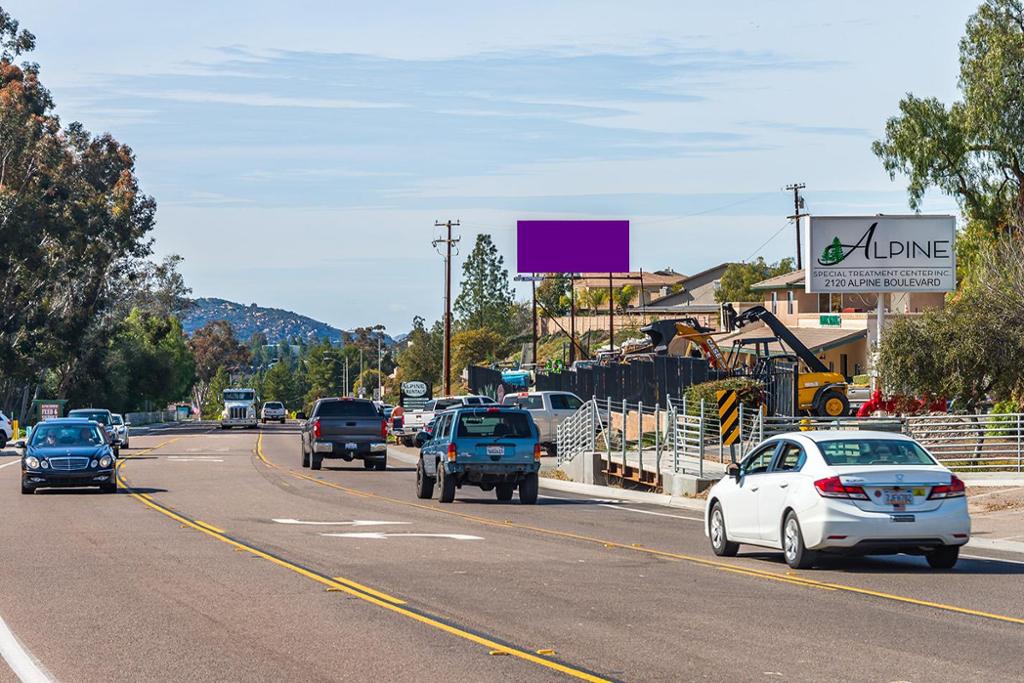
[256, 433, 1024, 627]
[117, 430, 610, 682]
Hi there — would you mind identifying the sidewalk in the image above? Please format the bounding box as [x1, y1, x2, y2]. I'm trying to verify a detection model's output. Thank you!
[966, 486, 1024, 554]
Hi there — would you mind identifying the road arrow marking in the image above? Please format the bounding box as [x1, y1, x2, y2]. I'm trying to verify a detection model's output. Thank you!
[272, 519, 409, 526]
[321, 532, 483, 541]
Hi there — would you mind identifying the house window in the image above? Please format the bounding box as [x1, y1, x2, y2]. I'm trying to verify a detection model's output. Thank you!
[771, 291, 778, 314]
[787, 290, 794, 315]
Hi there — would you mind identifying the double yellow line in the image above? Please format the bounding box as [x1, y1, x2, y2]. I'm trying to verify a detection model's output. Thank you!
[256, 434, 1024, 628]
[117, 432, 611, 682]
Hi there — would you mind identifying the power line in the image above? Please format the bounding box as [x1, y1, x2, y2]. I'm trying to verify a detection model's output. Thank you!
[743, 221, 792, 263]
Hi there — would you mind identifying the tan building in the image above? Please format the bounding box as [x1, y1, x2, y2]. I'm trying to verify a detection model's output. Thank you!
[573, 269, 687, 309]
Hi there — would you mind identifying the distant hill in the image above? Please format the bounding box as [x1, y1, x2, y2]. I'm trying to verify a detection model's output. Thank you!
[178, 298, 395, 346]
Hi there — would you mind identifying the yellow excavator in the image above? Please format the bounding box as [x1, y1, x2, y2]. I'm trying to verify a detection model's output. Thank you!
[639, 305, 850, 417]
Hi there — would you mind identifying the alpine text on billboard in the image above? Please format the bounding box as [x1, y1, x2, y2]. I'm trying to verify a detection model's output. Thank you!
[803, 215, 956, 294]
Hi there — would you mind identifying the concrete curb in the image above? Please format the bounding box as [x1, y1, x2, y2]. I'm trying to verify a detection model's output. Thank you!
[539, 477, 705, 511]
[962, 477, 1024, 487]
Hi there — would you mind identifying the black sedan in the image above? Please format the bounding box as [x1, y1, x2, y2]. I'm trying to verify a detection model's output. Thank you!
[21, 418, 117, 494]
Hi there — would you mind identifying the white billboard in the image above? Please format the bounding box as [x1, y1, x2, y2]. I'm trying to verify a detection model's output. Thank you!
[804, 215, 956, 294]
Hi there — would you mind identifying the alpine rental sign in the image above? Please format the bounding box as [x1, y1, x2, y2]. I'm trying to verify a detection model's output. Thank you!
[803, 215, 956, 294]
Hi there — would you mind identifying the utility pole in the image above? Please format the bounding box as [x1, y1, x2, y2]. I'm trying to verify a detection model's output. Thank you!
[433, 220, 460, 395]
[376, 329, 383, 401]
[786, 182, 807, 269]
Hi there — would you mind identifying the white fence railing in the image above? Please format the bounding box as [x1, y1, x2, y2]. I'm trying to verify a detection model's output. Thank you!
[556, 398, 1024, 475]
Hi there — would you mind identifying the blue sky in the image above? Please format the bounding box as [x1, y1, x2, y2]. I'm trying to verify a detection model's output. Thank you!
[13, 1, 973, 333]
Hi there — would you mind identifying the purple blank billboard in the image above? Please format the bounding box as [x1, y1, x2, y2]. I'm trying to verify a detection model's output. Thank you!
[516, 220, 629, 273]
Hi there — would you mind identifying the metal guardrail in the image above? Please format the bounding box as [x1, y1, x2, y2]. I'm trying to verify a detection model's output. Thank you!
[125, 410, 177, 426]
[557, 400, 1024, 474]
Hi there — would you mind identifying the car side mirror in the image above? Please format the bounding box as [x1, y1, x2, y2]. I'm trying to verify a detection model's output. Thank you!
[125, 422, 132, 427]
[727, 463, 741, 480]
[296, 412, 307, 421]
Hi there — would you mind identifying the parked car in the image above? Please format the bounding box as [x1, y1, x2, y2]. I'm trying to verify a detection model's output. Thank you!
[66, 408, 118, 455]
[704, 431, 970, 569]
[1, 411, 12, 445]
[110, 413, 130, 449]
[300, 398, 388, 471]
[399, 395, 497, 446]
[261, 401, 287, 424]
[20, 418, 117, 494]
[500, 391, 583, 455]
[416, 405, 541, 504]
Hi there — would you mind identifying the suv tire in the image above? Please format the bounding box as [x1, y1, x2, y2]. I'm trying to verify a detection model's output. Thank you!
[519, 473, 539, 505]
[301, 447, 310, 468]
[310, 453, 323, 471]
[416, 460, 435, 499]
[495, 482, 515, 501]
[438, 466, 456, 503]
[373, 457, 387, 471]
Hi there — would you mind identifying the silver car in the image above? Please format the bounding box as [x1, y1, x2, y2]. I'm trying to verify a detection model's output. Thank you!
[111, 413, 130, 449]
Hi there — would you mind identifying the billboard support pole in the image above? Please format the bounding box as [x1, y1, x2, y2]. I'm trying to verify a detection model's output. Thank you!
[608, 272, 614, 352]
[569, 277, 577, 365]
[874, 292, 885, 392]
[531, 275, 538, 367]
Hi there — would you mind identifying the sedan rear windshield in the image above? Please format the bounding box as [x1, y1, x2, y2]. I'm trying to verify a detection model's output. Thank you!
[31, 424, 105, 447]
[315, 400, 380, 418]
[818, 439, 936, 466]
[68, 410, 110, 425]
[456, 413, 533, 439]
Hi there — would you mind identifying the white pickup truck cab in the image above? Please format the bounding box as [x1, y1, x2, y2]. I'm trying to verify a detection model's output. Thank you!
[500, 391, 584, 455]
[400, 395, 496, 446]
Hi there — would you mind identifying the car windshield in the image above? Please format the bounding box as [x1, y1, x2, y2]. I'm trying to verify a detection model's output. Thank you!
[316, 400, 379, 418]
[224, 391, 255, 401]
[456, 412, 533, 438]
[111, 415, 123, 425]
[265, 402, 283, 409]
[31, 424, 104, 447]
[818, 439, 936, 466]
[68, 410, 110, 425]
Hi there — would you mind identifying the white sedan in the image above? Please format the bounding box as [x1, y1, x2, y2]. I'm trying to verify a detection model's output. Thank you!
[704, 431, 970, 569]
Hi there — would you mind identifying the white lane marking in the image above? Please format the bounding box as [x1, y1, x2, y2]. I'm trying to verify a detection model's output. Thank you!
[539, 494, 623, 504]
[0, 460, 21, 470]
[166, 456, 224, 462]
[321, 532, 483, 541]
[0, 611, 52, 683]
[273, 519, 409, 527]
[597, 503, 702, 521]
[960, 553, 1024, 566]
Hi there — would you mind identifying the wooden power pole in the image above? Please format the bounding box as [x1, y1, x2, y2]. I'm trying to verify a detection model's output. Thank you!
[433, 220, 460, 395]
[786, 182, 806, 270]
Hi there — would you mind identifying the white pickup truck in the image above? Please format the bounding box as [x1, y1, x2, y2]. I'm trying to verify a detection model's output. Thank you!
[397, 395, 496, 446]
[500, 391, 584, 455]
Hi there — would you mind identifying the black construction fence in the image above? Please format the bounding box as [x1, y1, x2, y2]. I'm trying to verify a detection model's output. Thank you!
[534, 356, 725, 406]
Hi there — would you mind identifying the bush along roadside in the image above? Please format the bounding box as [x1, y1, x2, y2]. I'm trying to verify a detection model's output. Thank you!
[682, 377, 764, 416]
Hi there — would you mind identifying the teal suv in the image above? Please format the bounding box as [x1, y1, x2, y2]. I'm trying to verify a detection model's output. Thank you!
[416, 406, 541, 504]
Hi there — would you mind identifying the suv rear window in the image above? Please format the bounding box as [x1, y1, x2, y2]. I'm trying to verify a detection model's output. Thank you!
[456, 412, 533, 438]
[818, 439, 936, 466]
[68, 410, 110, 425]
[315, 400, 380, 418]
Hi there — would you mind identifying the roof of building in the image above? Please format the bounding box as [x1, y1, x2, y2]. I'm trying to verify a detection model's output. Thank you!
[576, 269, 686, 288]
[716, 324, 866, 355]
[751, 270, 805, 291]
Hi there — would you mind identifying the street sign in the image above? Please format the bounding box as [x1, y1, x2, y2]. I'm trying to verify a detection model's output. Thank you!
[803, 215, 956, 293]
[716, 390, 740, 446]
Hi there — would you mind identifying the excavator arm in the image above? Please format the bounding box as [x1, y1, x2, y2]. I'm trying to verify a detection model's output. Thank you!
[726, 305, 830, 374]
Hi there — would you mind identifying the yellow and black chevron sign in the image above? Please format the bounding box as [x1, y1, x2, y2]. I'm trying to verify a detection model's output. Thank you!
[716, 390, 740, 445]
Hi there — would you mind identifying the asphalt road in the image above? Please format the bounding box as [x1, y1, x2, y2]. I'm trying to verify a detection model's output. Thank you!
[1, 422, 1023, 682]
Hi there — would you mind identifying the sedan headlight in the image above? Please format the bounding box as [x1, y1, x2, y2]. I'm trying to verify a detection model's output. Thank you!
[25, 456, 39, 469]
[99, 455, 113, 468]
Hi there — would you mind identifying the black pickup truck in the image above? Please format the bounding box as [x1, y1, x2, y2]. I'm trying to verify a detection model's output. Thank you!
[300, 398, 388, 471]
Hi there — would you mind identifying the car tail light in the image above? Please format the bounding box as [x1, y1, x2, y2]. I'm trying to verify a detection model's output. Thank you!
[814, 476, 869, 500]
[534, 443, 542, 461]
[313, 418, 322, 439]
[928, 475, 966, 500]
[381, 419, 388, 439]
[447, 443, 457, 462]
[486, 407, 500, 413]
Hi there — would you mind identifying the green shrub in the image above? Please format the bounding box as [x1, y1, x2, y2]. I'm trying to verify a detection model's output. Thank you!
[987, 399, 1023, 437]
[682, 377, 763, 416]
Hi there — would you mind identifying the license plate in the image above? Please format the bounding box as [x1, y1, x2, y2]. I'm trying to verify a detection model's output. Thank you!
[486, 445, 505, 456]
[345, 442, 358, 450]
[885, 491, 914, 506]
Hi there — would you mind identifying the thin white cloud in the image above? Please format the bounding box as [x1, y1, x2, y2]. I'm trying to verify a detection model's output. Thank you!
[137, 90, 405, 110]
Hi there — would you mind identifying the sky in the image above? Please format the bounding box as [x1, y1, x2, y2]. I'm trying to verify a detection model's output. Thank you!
[10, 1, 974, 333]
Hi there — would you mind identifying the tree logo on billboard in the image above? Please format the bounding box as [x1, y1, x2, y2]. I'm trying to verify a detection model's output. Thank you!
[819, 236, 846, 265]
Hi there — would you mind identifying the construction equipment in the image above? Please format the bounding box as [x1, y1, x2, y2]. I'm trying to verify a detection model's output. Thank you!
[635, 309, 850, 417]
[724, 305, 850, 417]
